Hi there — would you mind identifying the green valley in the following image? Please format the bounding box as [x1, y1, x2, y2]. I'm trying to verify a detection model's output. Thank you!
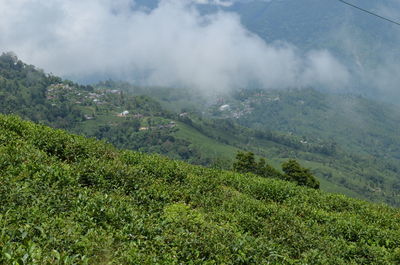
[2, 0, 400, 263]
[1, 52, 399, 206]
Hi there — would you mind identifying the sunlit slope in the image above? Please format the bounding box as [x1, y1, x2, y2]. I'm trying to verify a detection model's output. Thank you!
[1, 114, 399, 264]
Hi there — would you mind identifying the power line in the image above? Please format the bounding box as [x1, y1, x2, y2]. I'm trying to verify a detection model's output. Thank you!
[337, 0, 400, 26]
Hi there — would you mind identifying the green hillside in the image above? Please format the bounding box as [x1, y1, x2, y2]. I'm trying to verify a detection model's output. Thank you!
[97, 81, 400, 206]
[0, 53, 210, 165]
[206, 88, 400, 206]
[215, 88, 400, 160]
[0, 54, 400, 206]
[1, 114, 400, 264]
[1, 52, 400, 206]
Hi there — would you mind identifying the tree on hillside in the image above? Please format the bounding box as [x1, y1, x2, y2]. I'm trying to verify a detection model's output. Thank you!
[233, 152, 320, 189]
[232, 151, 282, 179]
[232, 151, 257, 174]
[255, 158, 282, 179]
[282, 159, 320, 189]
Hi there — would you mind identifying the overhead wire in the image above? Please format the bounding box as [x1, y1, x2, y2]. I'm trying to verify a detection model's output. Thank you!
[337, 0, 400, 26]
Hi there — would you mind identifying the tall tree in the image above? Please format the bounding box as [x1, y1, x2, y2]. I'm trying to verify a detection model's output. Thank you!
[282, 159, 320, 189]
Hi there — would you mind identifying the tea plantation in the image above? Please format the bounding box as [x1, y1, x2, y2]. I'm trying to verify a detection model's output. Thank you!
[0, 115, 399, 264]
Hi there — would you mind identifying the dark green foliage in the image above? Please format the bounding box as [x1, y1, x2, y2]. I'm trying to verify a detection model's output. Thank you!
[232, 151, 257, 173]
[232, 152, 319, 189]
[282, 159, 320, 189]
[255, 158, 283, 179]
[233, 151, 282, 179]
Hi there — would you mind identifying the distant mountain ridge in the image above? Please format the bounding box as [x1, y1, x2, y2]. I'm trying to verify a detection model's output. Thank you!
[135, 0, 400, 100]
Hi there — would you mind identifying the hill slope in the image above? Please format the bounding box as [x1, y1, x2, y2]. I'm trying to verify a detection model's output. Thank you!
[99, 81, 400, 206]
[1, 114, 400, 264]
[207, 88, 400, 205]
[1, 52, 400, 206]
[0, 52, 212, 164]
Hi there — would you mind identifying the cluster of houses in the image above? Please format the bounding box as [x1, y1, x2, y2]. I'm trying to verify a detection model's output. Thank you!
[225, 94, 281, 119]
[46, 83, 122, 106]
[46, 83, 177, 131]
[217, 102, 253, 119]
[46, 84, 73, 100]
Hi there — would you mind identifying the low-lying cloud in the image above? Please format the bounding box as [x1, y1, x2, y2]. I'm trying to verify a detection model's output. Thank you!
[0, 0, 349, 94]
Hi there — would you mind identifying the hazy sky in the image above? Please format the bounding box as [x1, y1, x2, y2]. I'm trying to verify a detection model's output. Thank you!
[0, 0, 350, 94]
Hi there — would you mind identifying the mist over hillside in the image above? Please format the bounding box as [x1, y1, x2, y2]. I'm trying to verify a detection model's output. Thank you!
[226, 0, 400, 101]
[1, 0, 351, 95]
[1, 0, 399, 102]
[135, 0, 400, 102]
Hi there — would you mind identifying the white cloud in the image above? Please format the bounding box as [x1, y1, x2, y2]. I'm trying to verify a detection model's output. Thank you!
[0, 0, 349, 94]
[302, 51, 350, 89]
[193, 0, 233, 7]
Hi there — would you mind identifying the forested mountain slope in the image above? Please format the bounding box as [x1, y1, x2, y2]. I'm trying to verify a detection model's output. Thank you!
[1, 52, 400, 206]
[0, 52, 210, 164]
[1, 114, 400, 264]
[100, 80, 400, 206]
[210, 88, 400, 160]
[207, 88, 400, 206]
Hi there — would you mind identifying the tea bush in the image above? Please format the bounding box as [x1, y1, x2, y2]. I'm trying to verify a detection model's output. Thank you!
[0, 115, 399, 264]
